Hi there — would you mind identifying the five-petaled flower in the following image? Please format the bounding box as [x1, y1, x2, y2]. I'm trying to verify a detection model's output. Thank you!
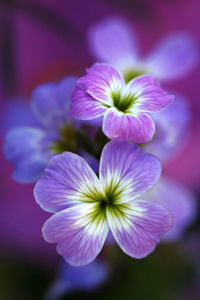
[70, 63, 174, 143]
[88, 16, 198, 83]
[4, 77, 78, 183]
[34, 141, 172, 266]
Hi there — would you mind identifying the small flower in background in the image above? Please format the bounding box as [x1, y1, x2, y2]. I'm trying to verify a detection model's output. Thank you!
[143, 178, 197, 242]
[71, 63, 173, 143]
[34, 141, 172, 266]
[88, 16, 198, 83]
[141, 94, 198, 242]
[144, 94, 191, 163]
[3, 77, 77, 183]
[44, 260, 108, 300]
[1, 98, 40, 133]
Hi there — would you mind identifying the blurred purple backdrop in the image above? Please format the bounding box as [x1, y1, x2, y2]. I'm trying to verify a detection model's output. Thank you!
[1, 0, 200, 299]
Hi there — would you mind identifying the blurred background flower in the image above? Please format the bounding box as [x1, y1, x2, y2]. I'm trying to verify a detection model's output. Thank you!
[1, 0, 200, 299]
[44, 260, 109, 300]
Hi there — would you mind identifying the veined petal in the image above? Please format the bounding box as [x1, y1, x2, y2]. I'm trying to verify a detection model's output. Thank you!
[88, 17, 139, 72]
[106, 200, 172, 258]
[34, 152, 104, 213]
[70, 86, 106, 120]
[77, 63, 125, 105]
[102, 107, 155, 143]
[99, 141, 162, 204]
[145, 33, 198, 82]
[43, 203, 109, 266]
[125, 75, 174, 112]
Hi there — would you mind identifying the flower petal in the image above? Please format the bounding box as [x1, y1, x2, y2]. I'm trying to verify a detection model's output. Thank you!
[70, 86, 106, 120]
[57, 76, 78, 117]
[34, 151, 103, 213]
[125, 75, 174, 112]
[145, 33, 198, 82]
[31, 77, 76, 128]
[42, 203, 109, 266]
[45, 260, 108, 299]
[144, 94, 190, 162]
[88, 17, 139, 72]
[2, 98, 40, 132]
[99, 141, 162, 203]
[77, 63, 124, 105]
[106, 200, 172, 258]
[64, 260, 108, 290]
[143, 178, 197, 241]
[4, 127, 50, 183]
[102, 107, 155, 143]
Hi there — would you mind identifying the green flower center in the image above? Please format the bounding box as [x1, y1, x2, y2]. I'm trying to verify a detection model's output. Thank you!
[94, 191, 116, 208]
[101, 191, 116, 206]
[50, 124, 94, 155]
[97, 197, 127, 220]
[51, 124, 77, 154]
[80, 172, 129, 220]
[124, 69, 145, 84]
[90, 180, 123, 211]
[112, 91, 136, 113]
[110, 68, 147, 113]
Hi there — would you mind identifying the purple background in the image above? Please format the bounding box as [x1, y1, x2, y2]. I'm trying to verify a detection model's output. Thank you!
[0, 0, 200, 299]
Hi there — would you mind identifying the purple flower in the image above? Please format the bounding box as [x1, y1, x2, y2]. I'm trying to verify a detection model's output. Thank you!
[1, 98, 40, 134]
[34, 141, 172, 266]
[44, 260, 108, 299]
[71, 63, 173, 143]
[143, 178, 197, 242]
[3, 77, 77, 183]
[88, 16, 198, 83]
[144, 94, 191, 163]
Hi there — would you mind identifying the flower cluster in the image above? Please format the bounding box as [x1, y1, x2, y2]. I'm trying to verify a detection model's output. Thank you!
[4, 16, 198, 270]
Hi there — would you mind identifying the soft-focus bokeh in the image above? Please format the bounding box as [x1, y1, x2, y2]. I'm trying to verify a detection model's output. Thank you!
[1, 0, 200, 299]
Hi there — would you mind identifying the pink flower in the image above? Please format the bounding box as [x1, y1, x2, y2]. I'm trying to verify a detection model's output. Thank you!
[70, 63, 173, 143]
[88, 16, 198, 83]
